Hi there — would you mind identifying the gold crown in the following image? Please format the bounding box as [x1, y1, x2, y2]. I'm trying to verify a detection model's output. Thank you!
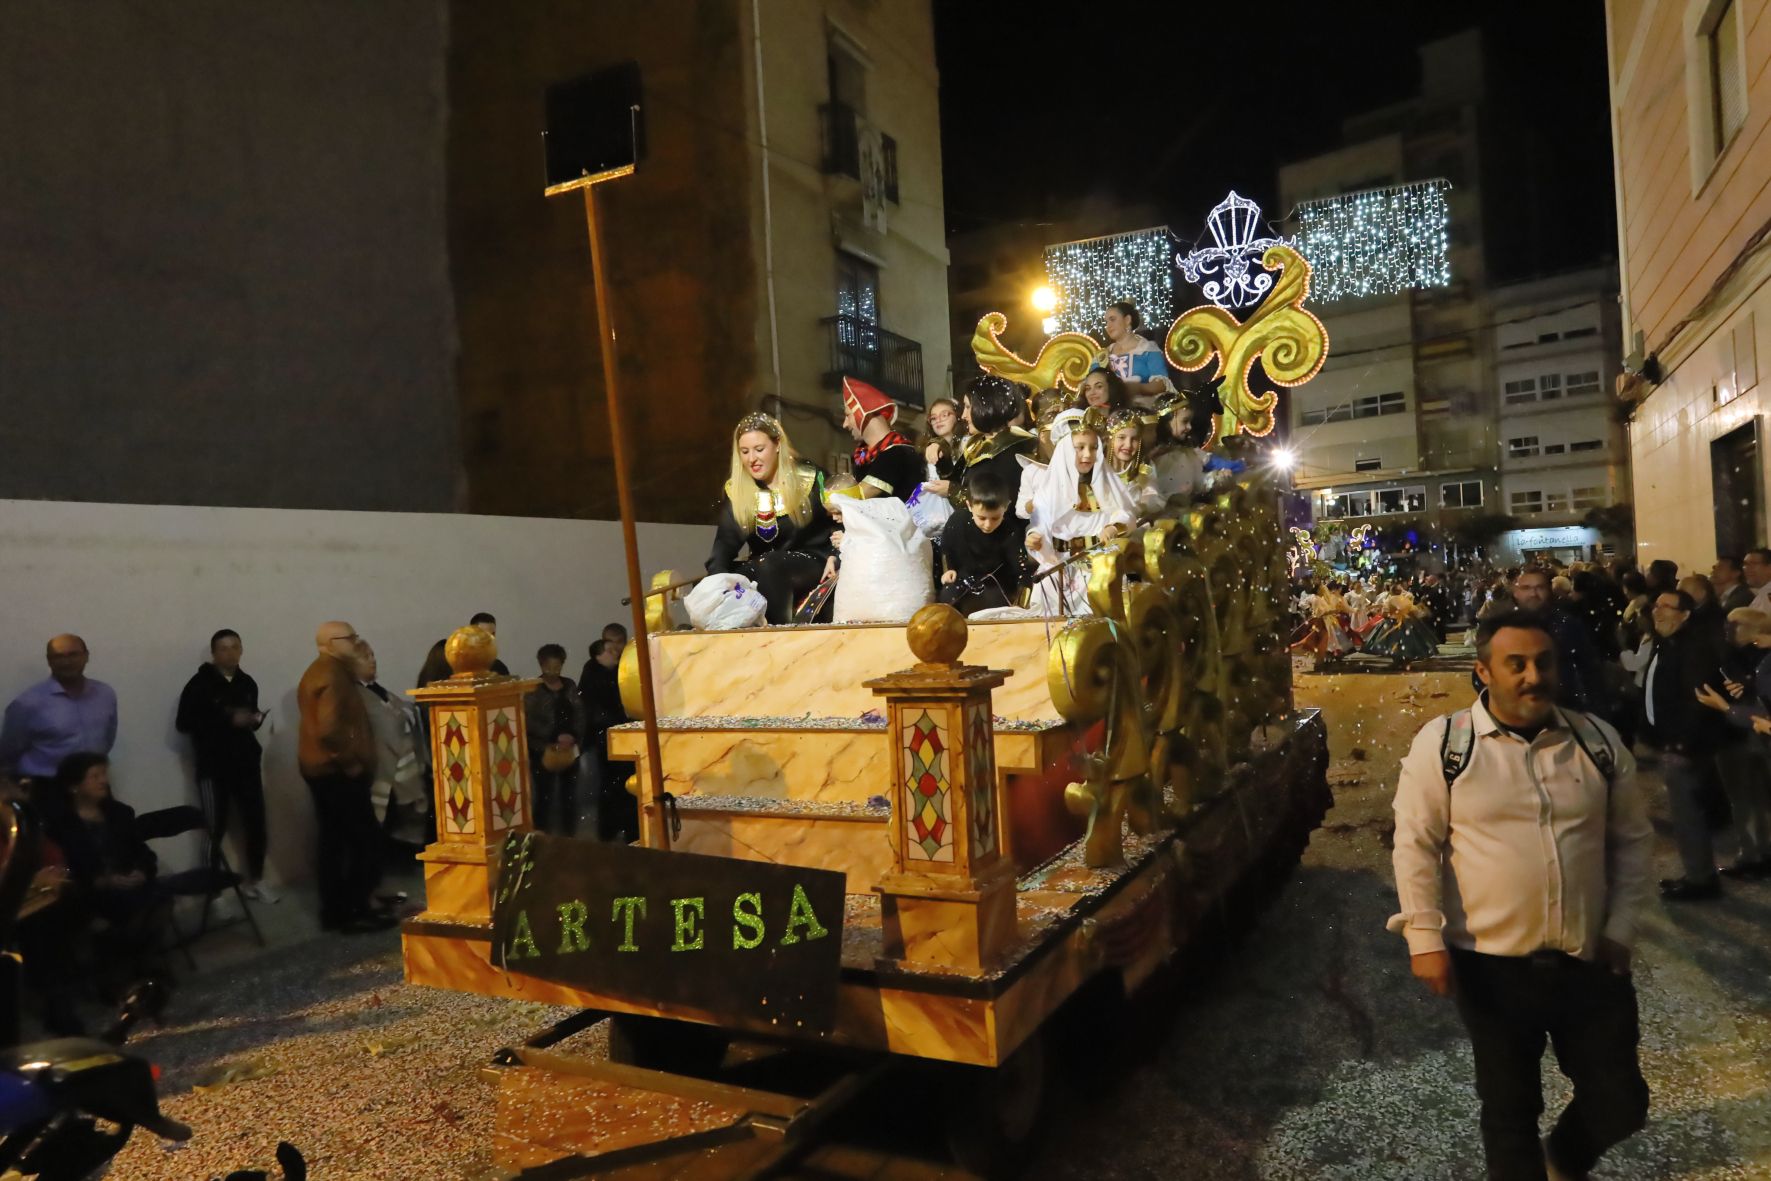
[1103, 408, 1143, 435]
[735, 411, 782, 440]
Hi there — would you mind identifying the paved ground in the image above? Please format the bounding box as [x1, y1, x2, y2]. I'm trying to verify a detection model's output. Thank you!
[1029, 654, 1771, 1180]
[102, 652, 1771, 1179]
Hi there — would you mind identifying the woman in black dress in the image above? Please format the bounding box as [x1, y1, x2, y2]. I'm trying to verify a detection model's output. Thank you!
[706, 412, 837, 625]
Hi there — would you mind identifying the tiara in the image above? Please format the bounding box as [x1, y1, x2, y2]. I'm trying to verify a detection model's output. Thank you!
[1103, 408, 1142, 434]
[735, 411, 782, 439]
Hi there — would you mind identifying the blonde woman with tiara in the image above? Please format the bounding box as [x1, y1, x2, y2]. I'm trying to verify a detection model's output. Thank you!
[706, 412, 838, 624]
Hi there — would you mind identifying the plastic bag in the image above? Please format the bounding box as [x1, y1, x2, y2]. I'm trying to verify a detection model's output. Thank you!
[907, 483, 954, 539]
[830, 498, 933, 623]
[685, 573, 769, 631]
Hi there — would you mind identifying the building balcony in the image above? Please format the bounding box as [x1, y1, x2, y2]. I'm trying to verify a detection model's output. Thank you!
[820, 102, 899, 204]
[1501, 449, 1618, 473]
[822, 315, 925, 409]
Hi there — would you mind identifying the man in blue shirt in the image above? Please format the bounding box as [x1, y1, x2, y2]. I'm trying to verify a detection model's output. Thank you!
[0, 634, 119, 786]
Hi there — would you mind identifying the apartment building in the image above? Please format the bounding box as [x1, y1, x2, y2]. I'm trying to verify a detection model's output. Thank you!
[1607, 0, 1771, 567]
[1492, 270, 1630, 562]
[1278, 29, 1631, 564]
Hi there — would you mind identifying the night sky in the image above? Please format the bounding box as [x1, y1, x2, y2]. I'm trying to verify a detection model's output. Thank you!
[933, 3, 1617, 281]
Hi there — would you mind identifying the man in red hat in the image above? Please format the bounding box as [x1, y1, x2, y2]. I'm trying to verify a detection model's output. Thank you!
[842, 377, 922, 501]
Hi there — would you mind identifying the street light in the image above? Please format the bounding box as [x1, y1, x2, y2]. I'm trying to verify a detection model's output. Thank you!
[1273, 448, 1297, 471]
[1030, 284, 1058, 314]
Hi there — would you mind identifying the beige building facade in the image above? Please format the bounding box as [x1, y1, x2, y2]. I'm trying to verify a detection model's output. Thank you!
[1608, 0, 1771, 566]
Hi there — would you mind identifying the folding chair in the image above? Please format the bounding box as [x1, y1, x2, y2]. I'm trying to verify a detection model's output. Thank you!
[133, 806, 263, 969]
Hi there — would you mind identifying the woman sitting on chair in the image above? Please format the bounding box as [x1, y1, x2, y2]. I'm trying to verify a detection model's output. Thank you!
[46, 752, 162, 991]
[706, 412, 838, 625]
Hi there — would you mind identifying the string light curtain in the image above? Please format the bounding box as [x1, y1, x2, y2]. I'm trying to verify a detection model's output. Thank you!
[1295, 179, 1451, 302]
[1043, 227, 1174, 337]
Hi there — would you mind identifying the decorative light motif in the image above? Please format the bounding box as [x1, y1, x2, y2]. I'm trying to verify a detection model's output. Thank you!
[1295, 179, 1451, 302]
[1043, 227, 1174, 338]
[1286, 525, 1318, 576]
[1177, 191, 1291, 310]
[1166, 244, 1329, 443]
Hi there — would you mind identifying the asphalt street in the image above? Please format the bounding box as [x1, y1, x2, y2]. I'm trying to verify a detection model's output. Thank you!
[1028, 660, 1771, 1181]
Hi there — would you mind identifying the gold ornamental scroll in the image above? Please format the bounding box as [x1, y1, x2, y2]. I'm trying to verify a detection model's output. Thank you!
[1165, 245, 1328, 444]
[971, 312, 1100, 393]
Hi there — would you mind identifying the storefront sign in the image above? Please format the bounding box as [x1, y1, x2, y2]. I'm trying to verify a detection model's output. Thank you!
[490, 833, 848, 1033]
[1507, 526, 1596, 550]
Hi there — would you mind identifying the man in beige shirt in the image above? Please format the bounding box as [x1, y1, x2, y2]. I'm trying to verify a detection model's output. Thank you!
[297, 621, 391, 933]
[1391, 608, 1653, 1181]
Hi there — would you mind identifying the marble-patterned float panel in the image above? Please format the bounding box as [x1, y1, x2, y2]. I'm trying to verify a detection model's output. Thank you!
[671, 814, 894, 895]
[643, 620, 1061, 721]
[604, 729, 888, 804]
[605, 727, 1054, 800]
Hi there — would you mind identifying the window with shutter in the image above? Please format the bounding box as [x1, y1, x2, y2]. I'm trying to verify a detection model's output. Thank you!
[1710, 0, 1747, 151]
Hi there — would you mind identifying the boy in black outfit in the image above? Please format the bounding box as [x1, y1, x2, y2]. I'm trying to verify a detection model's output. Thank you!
[939, 470, 1026, 615]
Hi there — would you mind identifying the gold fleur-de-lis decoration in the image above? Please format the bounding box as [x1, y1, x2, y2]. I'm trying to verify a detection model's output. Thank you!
[1164, 245, 1328, 444]
[971, 312, 1100, 393]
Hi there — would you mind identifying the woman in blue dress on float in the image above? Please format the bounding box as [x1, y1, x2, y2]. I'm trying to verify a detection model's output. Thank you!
[1097, 300, 1174, 411]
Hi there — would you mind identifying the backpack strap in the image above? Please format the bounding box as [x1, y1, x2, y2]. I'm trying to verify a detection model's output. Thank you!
[1557, 708, 1617, 785]
[1440, 709, 1476, 785]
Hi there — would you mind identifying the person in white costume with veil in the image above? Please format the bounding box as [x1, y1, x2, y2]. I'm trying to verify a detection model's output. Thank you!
[1018, 407, 1139, 616]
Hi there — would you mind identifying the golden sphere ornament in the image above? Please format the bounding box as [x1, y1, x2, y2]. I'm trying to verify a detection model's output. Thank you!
[445, 625, 499, 677]
[907, 603, 968, 666]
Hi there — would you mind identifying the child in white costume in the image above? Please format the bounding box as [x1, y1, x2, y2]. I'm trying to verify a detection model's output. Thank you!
[1018, 408, 1139, 616]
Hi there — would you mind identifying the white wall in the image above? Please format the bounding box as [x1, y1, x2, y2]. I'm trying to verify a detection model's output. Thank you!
[1630, 279, 1770, 571]
[0, 500, 712, 882]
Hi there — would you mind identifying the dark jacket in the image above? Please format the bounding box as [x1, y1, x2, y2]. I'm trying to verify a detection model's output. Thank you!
[1720, 581, 1756, 613]
[939, 510, 1026, 592]
[578, 660, 627, 746]
[957, 430, 1036, 541]
[706, 464, 836, 574]
[1644, 624, 1731, 752]
[1726, 646, 1771, 731]
[526, 678, 588, 757]
[50, 798, 155, 891]
[175, 663, 262, 777]
[852, 434, 923, 501]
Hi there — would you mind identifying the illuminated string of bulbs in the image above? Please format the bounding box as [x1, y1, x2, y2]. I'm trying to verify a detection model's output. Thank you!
[1296, 180, 1452, 302]
[1042, 228, 1175, 337]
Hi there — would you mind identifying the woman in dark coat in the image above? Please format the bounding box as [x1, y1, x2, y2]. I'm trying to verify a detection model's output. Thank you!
[706, 412, 837, 625]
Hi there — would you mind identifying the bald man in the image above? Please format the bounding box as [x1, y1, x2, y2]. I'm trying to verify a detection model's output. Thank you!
[297, 621, 389, 932]
[0, 634, 118, 787]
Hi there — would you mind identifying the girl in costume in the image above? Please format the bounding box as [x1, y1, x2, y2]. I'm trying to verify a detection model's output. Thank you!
[1289, 581, 1358, 668]
[705, 412, 837, 625]
[918, 396, 968, 499]
[959, 376, 1039, 548]
[1361, 584, 1440, 668]
[1074, 368, 1132, 414]
[1105, 407, 1163, 518]
[1345, 581, 1373, 633]
[1097, 300, 1174, 409]
[1020, 408, 1139, 616]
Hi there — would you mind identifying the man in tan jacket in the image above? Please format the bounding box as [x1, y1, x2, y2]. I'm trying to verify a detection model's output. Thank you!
[298, 621, 391, 932]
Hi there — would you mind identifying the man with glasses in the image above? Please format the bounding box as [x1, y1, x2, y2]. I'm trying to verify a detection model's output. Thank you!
[297, 620, 391, 932]
[0, 634, 118, 797]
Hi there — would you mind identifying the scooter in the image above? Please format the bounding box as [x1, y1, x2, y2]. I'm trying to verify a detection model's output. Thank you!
[0, 801, 304, 1180]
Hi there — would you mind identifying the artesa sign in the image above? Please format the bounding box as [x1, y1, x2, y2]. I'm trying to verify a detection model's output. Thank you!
[490, 834, 848, 1033]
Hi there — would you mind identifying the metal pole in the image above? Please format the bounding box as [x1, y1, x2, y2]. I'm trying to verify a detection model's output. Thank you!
[582, 183, 669, 848]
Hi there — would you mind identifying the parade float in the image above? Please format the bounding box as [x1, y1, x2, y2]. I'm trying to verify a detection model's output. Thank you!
[397, 77, 1335, 1176]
